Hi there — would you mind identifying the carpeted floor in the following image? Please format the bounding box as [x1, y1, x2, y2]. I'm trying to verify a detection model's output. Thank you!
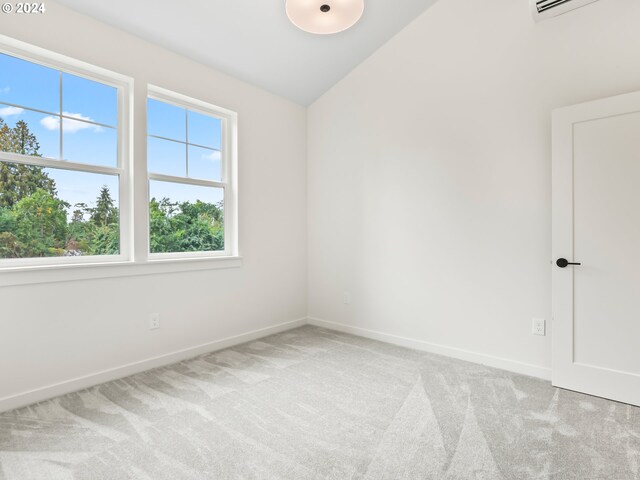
[0, 326, 638, 480]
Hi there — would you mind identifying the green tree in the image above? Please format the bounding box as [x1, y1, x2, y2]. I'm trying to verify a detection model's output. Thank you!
[90, 185, 118, 227]
[149, 197, 224, 253]
[0, 206, 16, 232]
[83, 186, 119, 255]
[0, 231, 22, 258]
[91, 224, 120, 255]
[0, 118, 57, 208]
[10, 119, 41, 155]
[149, 198, 179, 253]
[13, 189, 69, 257]
[67, 203, 92, 254]
[0, 207, 21, 257]
[71, 203, 88, 223]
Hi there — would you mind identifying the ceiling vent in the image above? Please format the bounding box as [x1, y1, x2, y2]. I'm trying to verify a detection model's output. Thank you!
[531, 0, 601, 21]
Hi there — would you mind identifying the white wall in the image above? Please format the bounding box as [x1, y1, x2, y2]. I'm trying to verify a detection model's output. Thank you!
[307, 0, 640, 376]
[0, 1, 307, 408]
[3, 0, 640, 410]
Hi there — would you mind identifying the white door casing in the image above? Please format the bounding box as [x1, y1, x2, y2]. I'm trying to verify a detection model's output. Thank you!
[552, 91, 640, 407]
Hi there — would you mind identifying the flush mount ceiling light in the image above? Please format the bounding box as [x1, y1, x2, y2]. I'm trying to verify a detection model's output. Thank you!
[286, 0, 365, 35]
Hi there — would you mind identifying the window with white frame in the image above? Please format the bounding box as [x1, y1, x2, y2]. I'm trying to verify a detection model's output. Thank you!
[147, 88, 235, 258]
[0, 49, 130, 266]
[0, 40, 237, 275]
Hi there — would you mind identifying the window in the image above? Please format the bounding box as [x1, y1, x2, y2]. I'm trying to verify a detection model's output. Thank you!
[0, 48, 130, 266]
[0, 37, 238, 280]
[147, 87, 236, 258]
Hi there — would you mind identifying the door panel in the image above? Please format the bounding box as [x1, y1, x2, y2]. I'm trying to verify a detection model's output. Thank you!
[552, 92, 640, 406]
[573, 113, 640, 374]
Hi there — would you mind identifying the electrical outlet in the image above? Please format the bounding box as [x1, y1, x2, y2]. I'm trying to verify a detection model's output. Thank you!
[149, 313, 160, 330]
[343, 292, 351, 305]
[532, 318, 545, 336]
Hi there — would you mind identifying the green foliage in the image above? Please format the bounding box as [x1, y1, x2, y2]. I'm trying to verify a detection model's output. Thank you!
[0, 207, 20, 257]
[66, 188, 119, 256]
[12, 189, 69, 257]
[91, 224, 120, 255]
[67, 210, 92, 253]
[0, 231, 21, 258]
[10, 119, 41, 155]
[0, 162, 57, 209]
[90, 185, 118, 227]
[0, 119, 56, 209]
[150, 198, 224, 254]
[0, 207, 16, 232]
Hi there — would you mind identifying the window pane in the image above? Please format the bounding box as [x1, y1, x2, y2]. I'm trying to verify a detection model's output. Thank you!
[0, 53, 59, 114]
[0, 106, 60, 159]
[62, 119, 117, 167]
[188, 110, 221, 149]
[147, 98, 185, 142]
[188, 145, 221, 182]
[0, 162, 119, 259]
[148, 136, 186, 176]
[62, 73, 117, 127]
[149, 180, 224, 254]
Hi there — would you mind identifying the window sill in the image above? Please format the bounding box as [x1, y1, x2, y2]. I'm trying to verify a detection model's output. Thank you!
[0, 256, 243, 287]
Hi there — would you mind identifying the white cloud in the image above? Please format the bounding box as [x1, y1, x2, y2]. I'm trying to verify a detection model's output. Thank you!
[0, 86, 10, 94]
[40, 112, 102, 133]
[202, 150, 221, 162]
[40, 116, 62, 131]
[0, 106, 24, 117]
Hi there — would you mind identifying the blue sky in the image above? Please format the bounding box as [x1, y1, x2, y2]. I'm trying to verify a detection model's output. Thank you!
[0, 52, 223, 212]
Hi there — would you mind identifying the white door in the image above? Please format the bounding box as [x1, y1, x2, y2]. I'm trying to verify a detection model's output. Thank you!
[552, 91, 640, 407]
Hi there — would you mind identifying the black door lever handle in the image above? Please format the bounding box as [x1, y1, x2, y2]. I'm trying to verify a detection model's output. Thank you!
[556, 258, 581, 268]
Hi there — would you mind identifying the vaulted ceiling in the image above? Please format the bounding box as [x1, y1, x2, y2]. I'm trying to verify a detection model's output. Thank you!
[56, 0, 438, 105]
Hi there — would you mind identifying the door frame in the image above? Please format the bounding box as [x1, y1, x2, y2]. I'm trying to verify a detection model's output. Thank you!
[552, 90, 640, 406]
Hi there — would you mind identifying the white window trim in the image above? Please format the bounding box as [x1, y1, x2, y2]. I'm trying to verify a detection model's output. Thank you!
[0, 35, 242, 286]
[0, 256, 243, 287]
[146, 85, 239, 261]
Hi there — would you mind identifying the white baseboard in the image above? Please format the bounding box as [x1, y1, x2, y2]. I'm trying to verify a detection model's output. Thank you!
[307, 317, 552, 381]
[0, 315, 551, 413]
[0, 318, 306, 413]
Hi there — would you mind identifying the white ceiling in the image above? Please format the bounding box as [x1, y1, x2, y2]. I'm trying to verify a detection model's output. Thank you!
[56, 0, 438, 105]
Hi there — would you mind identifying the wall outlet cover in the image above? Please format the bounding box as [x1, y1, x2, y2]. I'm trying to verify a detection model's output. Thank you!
[149, 313, 160, 330]
[532, 318, 545, 336]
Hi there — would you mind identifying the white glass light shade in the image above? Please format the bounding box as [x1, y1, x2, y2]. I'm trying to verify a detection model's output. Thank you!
[286, 0, 365, 35]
